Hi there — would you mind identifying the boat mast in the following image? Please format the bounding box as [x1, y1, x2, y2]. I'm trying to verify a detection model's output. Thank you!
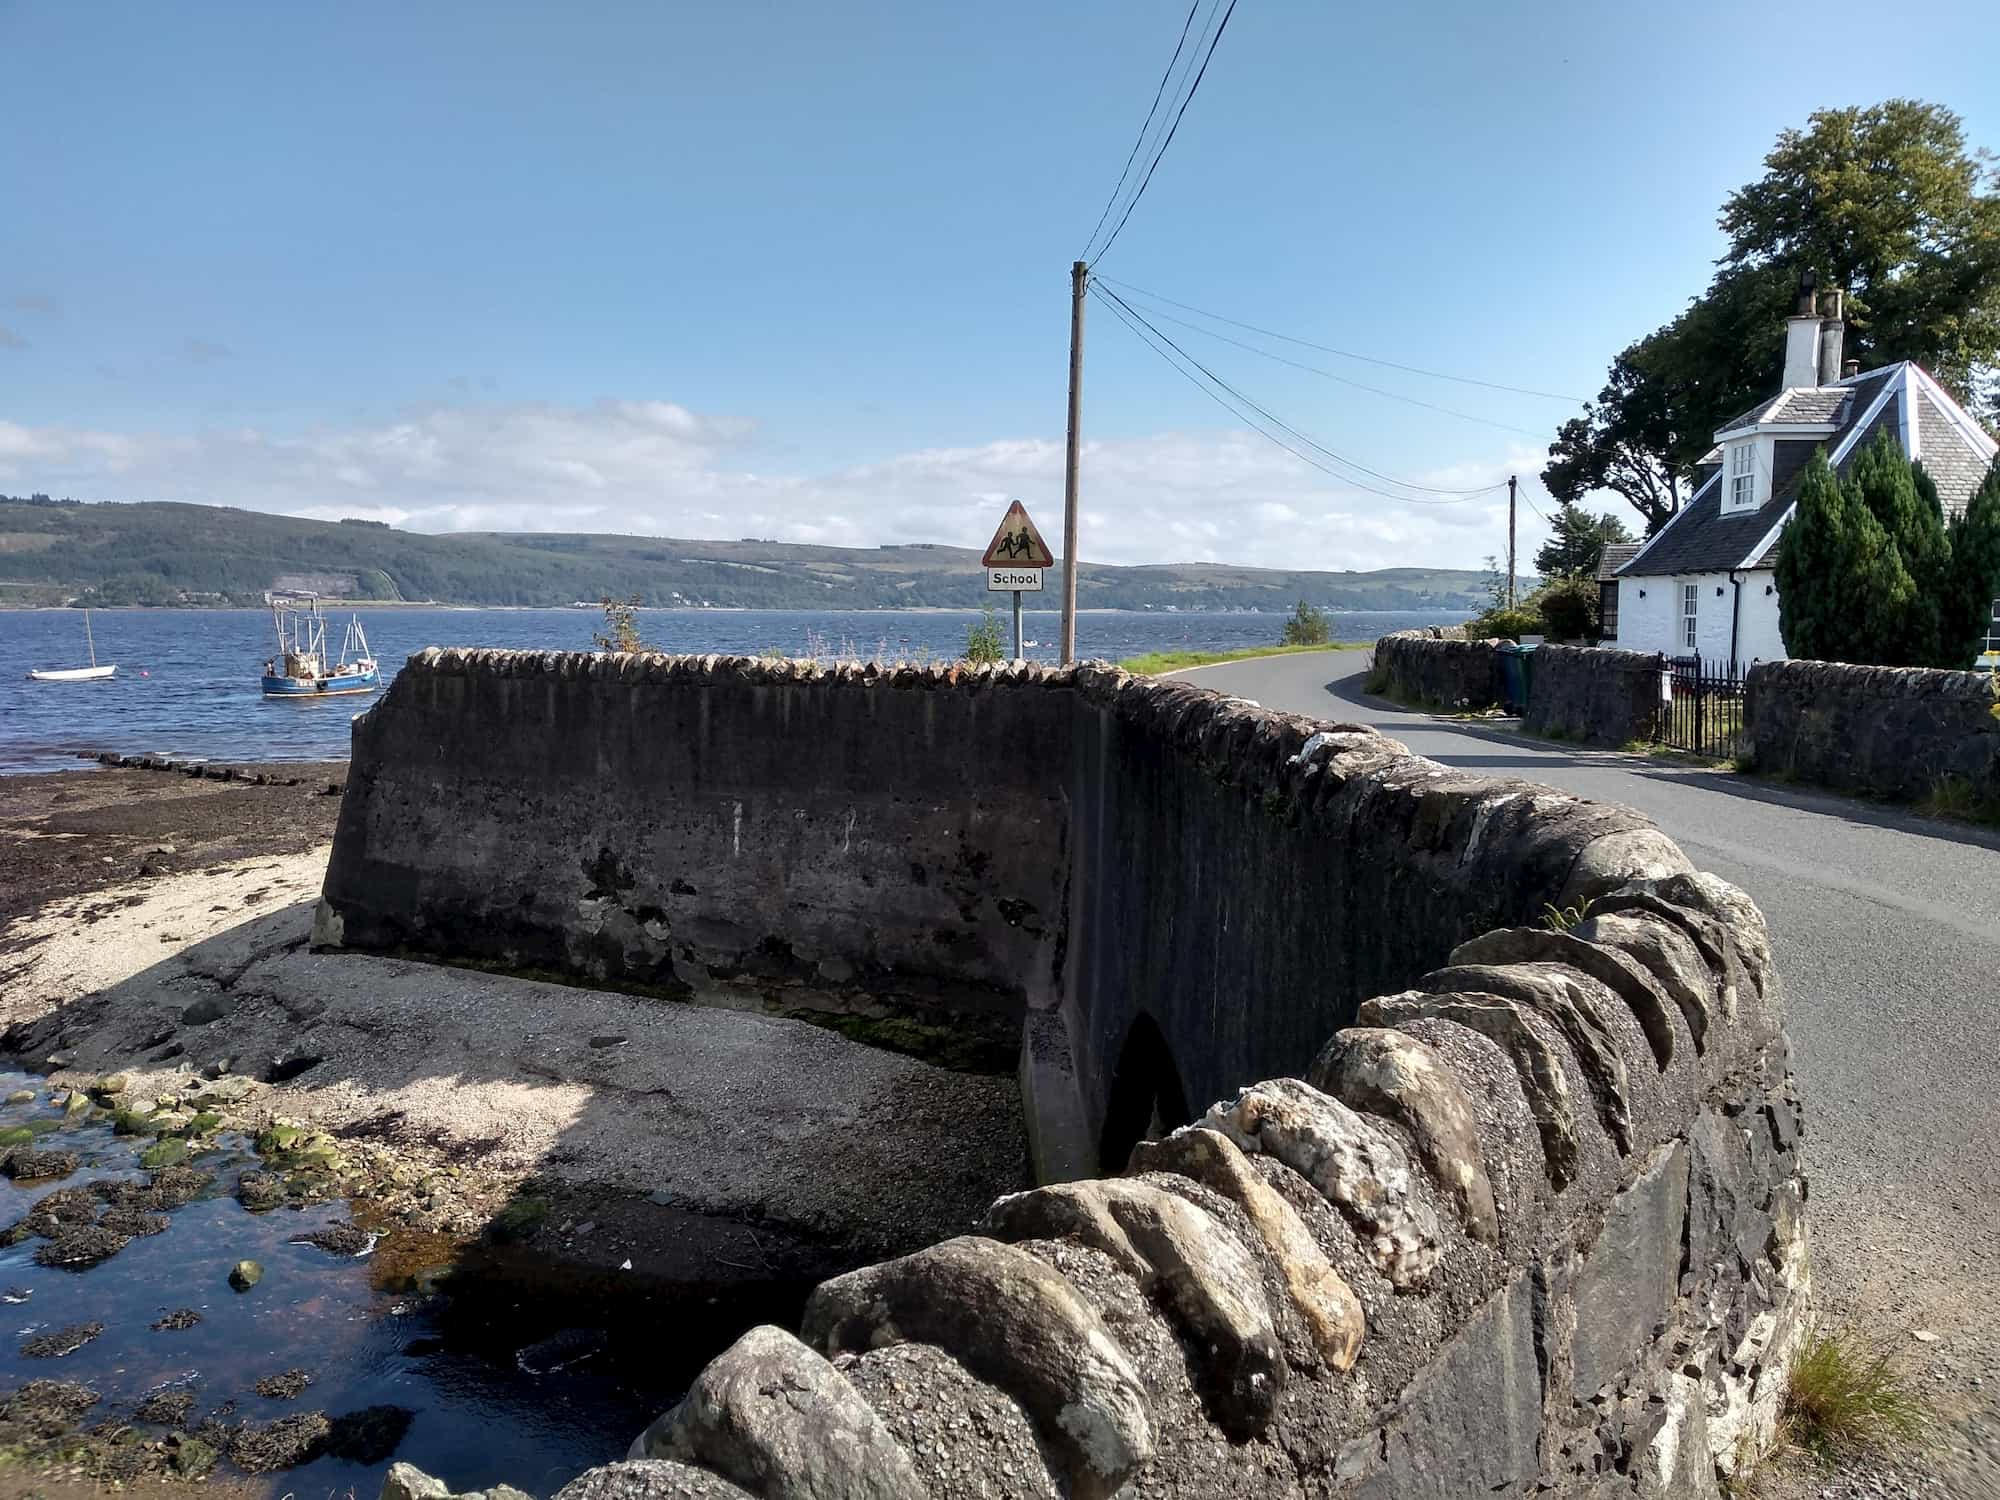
[84, 609, 97, 668]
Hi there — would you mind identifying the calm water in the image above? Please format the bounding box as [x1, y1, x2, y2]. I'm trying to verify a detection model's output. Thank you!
[0, 607, 1459, 773]
[0, 1072, 660, 1497]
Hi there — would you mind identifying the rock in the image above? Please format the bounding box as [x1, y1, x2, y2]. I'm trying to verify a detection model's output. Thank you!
[648, 1324, 925, 1500]
[1309, 1027, 1500, 1244]
[1570, 1144, 1689, 1399]
[181, 995, 229, 1026]
[112, 1100, 159, 1133]
[1450, 926, 1679, 1072]
[1914, 1329, 1940, 1344]
[237, 1170, 286, 1212]
[1127, 1124, 1366, 1371]
[20, 1321, 105, 1357]
[1204, 1077, 1442, 1288]
[323, 1404, 416, 1463]
[557, 1462, 759, 1500]
[0, 1378, 100, 1437]
[152, 1307, 202, 1331]
[145, 1163, 215, 1210]
[803, 1237, 1152, 1500]
[33, 1224, 130, 1269]
[984, 1177, 1283, 1437]
[97, 1207, 170, 1237]
[193, 1074, 258, 1106]
[93, 1074, 129, 1097]
[6, 1089, 35, 1105]
[200, 1057, 234, 1079]
[61, 1091, 93, 1119]
[1360, 989, 1582, 1191]
[139, 1137, 190, 1169]
[264, 1054, 324, 1084]
[1574, 911, 1716, 1056]
[168, 1434, 219, 1478]
[383, 1463, 452, 1500]
[230, 1258, 266, 1291]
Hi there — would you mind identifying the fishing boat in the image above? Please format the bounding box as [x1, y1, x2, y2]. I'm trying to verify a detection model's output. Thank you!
[26, 609, 116, 682]
[261, 596, 381, 698]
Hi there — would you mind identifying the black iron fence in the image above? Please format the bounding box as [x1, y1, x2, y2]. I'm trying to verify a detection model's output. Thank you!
[1658, 656, 1746, 760]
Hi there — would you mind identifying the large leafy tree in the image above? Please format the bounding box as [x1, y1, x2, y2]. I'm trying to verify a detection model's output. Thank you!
[1534, 501, 1634, 579]
[1549, 101, 2000, 533]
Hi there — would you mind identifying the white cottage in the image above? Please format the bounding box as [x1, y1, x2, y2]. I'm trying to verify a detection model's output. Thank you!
[1612, 287, 1998, 670]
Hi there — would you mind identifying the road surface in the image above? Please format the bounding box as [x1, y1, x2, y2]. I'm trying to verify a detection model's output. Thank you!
[1183, 648, 2000, 1490]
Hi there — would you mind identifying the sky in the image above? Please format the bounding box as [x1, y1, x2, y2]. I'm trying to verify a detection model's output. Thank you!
[2, 0, 1996, 574]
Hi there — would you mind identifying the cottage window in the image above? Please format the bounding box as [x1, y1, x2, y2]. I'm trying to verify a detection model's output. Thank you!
[1728, 443, 1756, 511]
[1682, 582, 1699, 651]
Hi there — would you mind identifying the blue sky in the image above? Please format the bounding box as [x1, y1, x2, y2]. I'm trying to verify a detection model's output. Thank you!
[2, 0, 1995, 570]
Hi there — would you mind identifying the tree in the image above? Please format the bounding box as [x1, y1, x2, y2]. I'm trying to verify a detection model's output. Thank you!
[1549, 101, 2000, 532]
[1280, 599, 1331, 646]
[1847, 431, 1949, 664]
[1944, 460, 2000, 666]
[1535, 502, 1635, 579]
[592, 594, 646, 652]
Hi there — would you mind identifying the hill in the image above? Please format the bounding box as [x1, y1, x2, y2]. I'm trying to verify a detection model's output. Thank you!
[0, 496, 1497, 613]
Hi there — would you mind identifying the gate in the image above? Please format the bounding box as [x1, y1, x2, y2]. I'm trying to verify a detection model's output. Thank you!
[1658, 656, 1745, 760]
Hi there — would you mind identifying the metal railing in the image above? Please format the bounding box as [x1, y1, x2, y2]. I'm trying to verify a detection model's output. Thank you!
[1658, 656, 1746, 760]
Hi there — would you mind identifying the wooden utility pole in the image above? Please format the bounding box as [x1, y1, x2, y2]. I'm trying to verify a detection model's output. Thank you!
[1506, 474, 1518, 608]
[1060, 260, 1087, 664]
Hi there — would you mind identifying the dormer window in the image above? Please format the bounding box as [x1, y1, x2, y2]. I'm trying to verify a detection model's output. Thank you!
[1727, 442, 1756, 511]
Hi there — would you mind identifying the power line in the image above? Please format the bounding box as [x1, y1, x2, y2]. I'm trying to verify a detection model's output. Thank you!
[1093, 281, 1512, 496]
[1092, 0, 1240, 265]
[1113, 291, 1551, 439]
[1078, 0, 1203, 264]
[1091, 282, 1507, 506]
[1098, 275, 1588, 405]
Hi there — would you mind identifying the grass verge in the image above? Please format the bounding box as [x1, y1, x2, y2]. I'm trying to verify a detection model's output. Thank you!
[1779, 1324, 1930, 1465]
[1119, 642, 1363, 675]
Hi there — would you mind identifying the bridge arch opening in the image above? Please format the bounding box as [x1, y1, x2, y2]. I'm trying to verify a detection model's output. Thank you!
[1096, 1012, 1193, 1172]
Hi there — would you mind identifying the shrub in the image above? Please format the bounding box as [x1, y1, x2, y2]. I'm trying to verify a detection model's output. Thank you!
[1536, 576, 1599, 642]
[1467, 603, 1545, 640]
[1280, 599, 1332, 647]
[592, 594, 646, 653]
[1780, 1324, 1928, 1463]
[964, 606, 1006, 665]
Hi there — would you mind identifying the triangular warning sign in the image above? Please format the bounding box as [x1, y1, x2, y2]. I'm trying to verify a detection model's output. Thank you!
[980, 501, 1055, 568]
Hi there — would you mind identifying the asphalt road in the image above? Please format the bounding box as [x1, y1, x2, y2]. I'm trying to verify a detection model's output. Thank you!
[1183, 649, 2000, 1447]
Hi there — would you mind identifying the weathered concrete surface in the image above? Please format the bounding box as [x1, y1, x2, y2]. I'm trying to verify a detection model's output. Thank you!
[320, 652, 1698, 1185]
[1746, 657, 2000, 806]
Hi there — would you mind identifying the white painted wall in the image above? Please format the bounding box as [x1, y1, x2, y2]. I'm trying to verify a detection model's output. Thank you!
[1614, 570, 1786, 668]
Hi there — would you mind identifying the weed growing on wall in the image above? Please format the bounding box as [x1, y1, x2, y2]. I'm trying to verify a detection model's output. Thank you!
[592, 595, 647, 653]
[964, 607, 1006, 665]
[1540, 898, 1596, 933]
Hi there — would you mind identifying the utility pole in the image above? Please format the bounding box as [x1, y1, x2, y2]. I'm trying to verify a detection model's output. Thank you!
[1506, 474, 1518, 608]
[1060, 260, 1087, 664]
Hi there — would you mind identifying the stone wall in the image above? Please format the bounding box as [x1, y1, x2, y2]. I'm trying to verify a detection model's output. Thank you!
[585, 863, 1803, 1500]
[1744, 658, 2000, 805]
[1372, 630, 1501, 710]
[1524, 645, 1667, 748]
[330, 650, 1805, 1498]
[321, 651, 1692, 1180]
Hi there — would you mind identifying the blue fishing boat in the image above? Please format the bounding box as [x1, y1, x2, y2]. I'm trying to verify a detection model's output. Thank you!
[262, 596, 380, 698]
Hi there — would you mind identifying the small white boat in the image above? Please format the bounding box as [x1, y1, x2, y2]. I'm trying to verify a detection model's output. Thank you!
[26, 609, 116, 683]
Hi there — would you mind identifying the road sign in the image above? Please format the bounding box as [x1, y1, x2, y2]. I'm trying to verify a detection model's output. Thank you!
[980, 501, 1055, 570]
[988, 567, 1044, 593]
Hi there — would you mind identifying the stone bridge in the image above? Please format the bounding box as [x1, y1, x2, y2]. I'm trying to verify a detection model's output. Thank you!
[320, 651, 1805, 1498]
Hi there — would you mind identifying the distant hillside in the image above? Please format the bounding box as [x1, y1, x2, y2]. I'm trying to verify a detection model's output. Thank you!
[0, 497, 1496, 613]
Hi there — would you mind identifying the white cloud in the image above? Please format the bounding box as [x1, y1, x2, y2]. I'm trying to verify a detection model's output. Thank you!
[0, 397, 1566, 572]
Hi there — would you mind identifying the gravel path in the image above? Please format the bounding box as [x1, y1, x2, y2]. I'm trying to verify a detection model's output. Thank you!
[1184, 649, 2000, 1497]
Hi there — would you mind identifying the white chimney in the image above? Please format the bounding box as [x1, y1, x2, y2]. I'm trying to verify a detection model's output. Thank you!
[1783, 298, 1823, 389]
[1817, 289, 1845, 385]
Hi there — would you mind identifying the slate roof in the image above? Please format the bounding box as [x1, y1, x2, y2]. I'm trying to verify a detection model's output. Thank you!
[1595, 543, 1641, 582]
[1620, 364, 1995, 578]
[1715, 386, 1855, 431]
